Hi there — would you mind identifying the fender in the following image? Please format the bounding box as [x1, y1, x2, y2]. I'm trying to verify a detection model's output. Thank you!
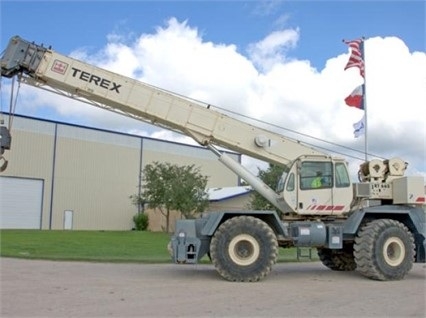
[200, 210, 287, 237]
[343, 205, 425, 235]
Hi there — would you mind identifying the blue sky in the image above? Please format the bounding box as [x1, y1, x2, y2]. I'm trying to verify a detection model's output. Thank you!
[1, 1, 425, 179]
[1, 1, 424, 68]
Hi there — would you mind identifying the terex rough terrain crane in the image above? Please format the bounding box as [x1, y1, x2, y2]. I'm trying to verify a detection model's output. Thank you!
[1, 36, 425, 282]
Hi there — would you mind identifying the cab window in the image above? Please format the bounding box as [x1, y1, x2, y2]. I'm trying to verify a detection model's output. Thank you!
[300, 161, 332, 190]
[335, 162, 351, 188]
[286, 173, 295, 191]
[276, 172, 286, 193]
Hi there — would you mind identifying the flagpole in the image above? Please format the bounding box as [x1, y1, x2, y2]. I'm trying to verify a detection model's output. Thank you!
[361, 37, 368, 162]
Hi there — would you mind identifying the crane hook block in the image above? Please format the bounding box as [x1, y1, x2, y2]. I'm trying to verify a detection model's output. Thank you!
[0, 126, 12, 152]
[0, 126, 11, 172]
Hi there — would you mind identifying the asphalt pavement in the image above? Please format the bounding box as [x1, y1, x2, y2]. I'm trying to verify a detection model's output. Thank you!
[1, 258, 425, 317]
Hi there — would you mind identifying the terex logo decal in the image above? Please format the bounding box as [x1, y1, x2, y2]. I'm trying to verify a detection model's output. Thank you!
[71, 67, 122, 93]
[51, 60, 68, 75]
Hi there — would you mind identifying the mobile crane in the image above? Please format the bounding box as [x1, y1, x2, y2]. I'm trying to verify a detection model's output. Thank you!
[1, 36, 425, 282]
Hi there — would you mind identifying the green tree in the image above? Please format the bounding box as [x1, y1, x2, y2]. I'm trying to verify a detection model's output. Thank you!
[248, 163, 286, 212]
[131, 162, 209, 232]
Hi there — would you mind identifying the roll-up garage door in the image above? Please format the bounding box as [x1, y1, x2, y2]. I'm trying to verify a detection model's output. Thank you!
[0, 177, 43, 229]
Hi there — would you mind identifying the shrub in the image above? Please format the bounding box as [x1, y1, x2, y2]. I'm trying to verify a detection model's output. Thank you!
[133, 213, 149, 231]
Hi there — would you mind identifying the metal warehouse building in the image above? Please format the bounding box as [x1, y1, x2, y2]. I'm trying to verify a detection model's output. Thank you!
[0, 115, 242, 231]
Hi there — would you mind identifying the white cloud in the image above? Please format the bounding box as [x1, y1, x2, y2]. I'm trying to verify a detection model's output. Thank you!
[248, 28, 299, 71]
[3, 18, 425, 182]
[128, 128, 197, 147]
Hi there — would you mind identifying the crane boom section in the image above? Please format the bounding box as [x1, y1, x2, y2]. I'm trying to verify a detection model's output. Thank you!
[1, 36, 325, 166]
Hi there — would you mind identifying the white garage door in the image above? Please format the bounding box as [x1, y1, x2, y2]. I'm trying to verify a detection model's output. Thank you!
[0, 177, 43, 229]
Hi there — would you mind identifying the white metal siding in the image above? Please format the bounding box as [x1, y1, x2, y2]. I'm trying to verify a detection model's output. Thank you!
[0, 177, 43, 229]
[2, 115, 243, 231]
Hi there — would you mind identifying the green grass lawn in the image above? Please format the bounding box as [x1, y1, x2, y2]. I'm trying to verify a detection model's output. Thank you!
[0, 230, 317, 263]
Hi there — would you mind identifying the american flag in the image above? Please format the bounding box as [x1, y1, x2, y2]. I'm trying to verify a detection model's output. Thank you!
[344, 39, 365, 78]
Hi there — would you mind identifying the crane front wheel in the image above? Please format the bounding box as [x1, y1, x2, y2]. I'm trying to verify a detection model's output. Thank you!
[209, 216, 278, 282]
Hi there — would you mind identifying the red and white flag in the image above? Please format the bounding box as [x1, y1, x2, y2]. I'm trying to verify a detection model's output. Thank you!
[344, 85, 364, 109]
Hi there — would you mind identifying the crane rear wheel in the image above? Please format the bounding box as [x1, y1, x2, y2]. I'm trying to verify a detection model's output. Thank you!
[354, 219, 415, 281]
[317, 243, 356, 271]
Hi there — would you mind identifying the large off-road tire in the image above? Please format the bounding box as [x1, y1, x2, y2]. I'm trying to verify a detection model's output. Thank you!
[354, 219, 415, 281]
[317, 243, 356, 271]
[209, 216, 278, 282]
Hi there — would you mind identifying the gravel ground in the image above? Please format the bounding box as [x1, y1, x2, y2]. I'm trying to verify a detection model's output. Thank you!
[1, 258, 425, 318]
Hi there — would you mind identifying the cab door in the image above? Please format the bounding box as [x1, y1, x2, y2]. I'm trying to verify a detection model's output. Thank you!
[296, 158, 333, 215]
[282, 157, 353, 215]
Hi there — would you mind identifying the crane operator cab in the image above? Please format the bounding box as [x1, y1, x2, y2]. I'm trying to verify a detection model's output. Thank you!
[277, 155, 353, 216]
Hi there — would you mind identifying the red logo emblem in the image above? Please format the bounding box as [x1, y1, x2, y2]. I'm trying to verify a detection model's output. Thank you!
[51, 60, 68, 75]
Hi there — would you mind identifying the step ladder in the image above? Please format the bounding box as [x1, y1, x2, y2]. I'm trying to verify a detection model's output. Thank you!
[296, 247, 313, 261]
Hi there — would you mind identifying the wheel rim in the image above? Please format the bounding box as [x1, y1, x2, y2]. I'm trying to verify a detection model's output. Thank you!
[383, 237, 405, 266]
[228, 234, 260, 266]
